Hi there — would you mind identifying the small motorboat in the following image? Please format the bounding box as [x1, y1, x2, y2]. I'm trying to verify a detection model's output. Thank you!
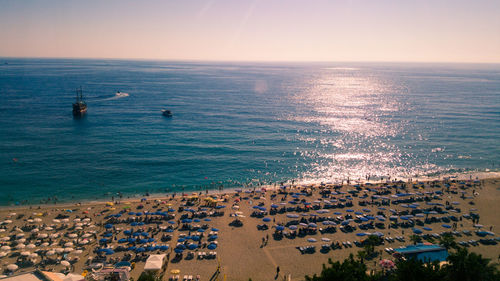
[162, 109, 173, 117]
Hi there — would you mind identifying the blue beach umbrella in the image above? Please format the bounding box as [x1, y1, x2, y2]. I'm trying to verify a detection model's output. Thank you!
[442, 224, 452, 229]
[193, 219, 201, 223]
[105, 224, 113, 229]
[263, 218, 271, 222]
[99, 238, 108, 243]
[135, 247, 145, 253]
[412, 228, 423, 234]
[288, 225, 298, 230]
[207, 243, 217, 250]
[211, 228, 219, 232]
[276, 225, 285, 231]
[356, 233, 367, 237]
[168, 221, 176, 224]
[174, 248, 184, 253]
[160, 245, 169, 251]
[127, 246, 136, 251]
[188, 244, 198, 250]
[103, 232, 113, 237]
[118, 238, 127, 243]
[359, 217, 369, 222]
[423, 227, 432, 231]
[166, 229, 174, 233]
[127, 238, 136, 243]
[204, 218, 212, 222]
[197, 228, 205, 233]
[130, 222, 138, 226]
[128, 212, 135, 215]
[123, 230, 132, 235]
[177, 238, 186, 242]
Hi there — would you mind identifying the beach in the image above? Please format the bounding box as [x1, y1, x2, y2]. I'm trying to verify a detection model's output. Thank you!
[0, 176, 499, 281]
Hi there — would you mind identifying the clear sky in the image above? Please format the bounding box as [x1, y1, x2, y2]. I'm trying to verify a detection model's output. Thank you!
[1, 0, 499, 62]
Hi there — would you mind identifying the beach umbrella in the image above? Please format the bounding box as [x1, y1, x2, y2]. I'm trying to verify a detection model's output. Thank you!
[26, 244, 36, 249]
[262, 218, 271, 222]
[288, 225, 298, 230]
[341, 220, 350, 225]
[127, 246, 136, 251]
[130, 222, 138, 226]
[321, 238, 331, 242]
[20, 251, 30, 256]
[276, 226, 285, 231]
[346, 209, 354, 212]
[307, 238, 317, 242]
[135, 247, 145, 253]
[372, 232, 384, 237]
[123, 230, 132, 235]
[132, 232, 141, 237]
[46, 250, 56, 256]
[334, 212, 342, 215]
[105, 224, 113, 229]
[103, 233, 112, 237]
[379, 259, 395, 269]
[6, 264, 18, 271]
[72, 249, 83, 254]
[359, 217, 369, 222]
[308, 223, 318, 228]
[64, 247, 74, 252]
[356, 233, 367, 237]
[412, 228, 423, 234]
[188, 244, 198, 250]
[442, 224, 452, 229]
[193, 219, 201, 223]
[15, 244, 25, 249]
[211, 228, 219, 232]
[197, 228, 205, 233]
[423, 227, 432, 231]
[204, 218, 212, 222]
[207, 243, 217, 250]
[118, 238, 127, 243]
[174, 248, 184, 253]
[166, 229, 174, 233]
[0, 252, 7, 257]
[182, 219, 192, 223]
[286, 214, 299, 218]
[139, 239, 148, 244]
[68, 233, 78, 238]
[60, 260, 70, 267]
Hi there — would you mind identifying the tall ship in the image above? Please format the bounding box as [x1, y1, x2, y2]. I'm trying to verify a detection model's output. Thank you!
[72, 87, 87, 116]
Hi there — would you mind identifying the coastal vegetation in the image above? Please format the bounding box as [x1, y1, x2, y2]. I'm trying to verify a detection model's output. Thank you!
[305, 246, 499, 281]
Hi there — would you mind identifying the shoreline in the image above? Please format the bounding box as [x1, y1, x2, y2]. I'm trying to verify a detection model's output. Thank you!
[2, 170, 499, 211]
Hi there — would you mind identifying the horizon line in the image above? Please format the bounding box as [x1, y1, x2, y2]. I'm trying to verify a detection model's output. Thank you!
[1, 55, 500, 65]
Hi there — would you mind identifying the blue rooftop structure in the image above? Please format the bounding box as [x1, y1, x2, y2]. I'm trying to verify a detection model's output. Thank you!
[394, 244, 448, 262]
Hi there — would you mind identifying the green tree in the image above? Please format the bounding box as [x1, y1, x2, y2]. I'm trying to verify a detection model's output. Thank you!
[357, 250, 368, 263]
[389, 258, 444, 281]
[444, 247, 500, 281]
[438, 233, 457, 250]
[305, 254, 373, 281]
[137, 271, 160, 281]
[410, 234, 422, 245]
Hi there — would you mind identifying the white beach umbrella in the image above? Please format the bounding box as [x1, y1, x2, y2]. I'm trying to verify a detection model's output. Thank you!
[17, 238, 26, 243]
[27, 219, 34, 223]
[75, 226, 83, 230]
[41, 242, 50, 247]
[72, 249, 83, 254]
[53, 219, 61, 223]
[8, 213, 16, 217]
[29, 253, 38, 258]
[1, 246, 11, 251]
[45, 226, 54, 231]
[60, 260, 70, 267]
[68, 234, 78, 238]
[34, 218, 42, 223]
[62, 219, 70, 223]
[38, 233, 48, 239]
[0, 229, 5, 232]
[55, 248, 64, 253]
[6, 264, 18, 271]
[82, 233, 92, 238]
[15, 233, 24, 238]
[31, 228, 39, 233]
[79, 239, 89, 245]
[50, 233, 59, 238]
[64, 247, 74, 252]
[64, 242, 74, 247]
[3, 220, 12, 224]
[46, 250, 56, 256]
[0, 237, 10, 241]
[83, 218, 91, 222]
[26, 244, 36, 249]
[75, 223, 83, 227]
[73, 218, 81, 222]
[20, 251, 30, 256]
[16, 244, 26, 249]
[0, 252, 7, 257]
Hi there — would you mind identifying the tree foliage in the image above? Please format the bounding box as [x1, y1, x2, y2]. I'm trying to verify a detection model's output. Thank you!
[304, 248, 499, 281]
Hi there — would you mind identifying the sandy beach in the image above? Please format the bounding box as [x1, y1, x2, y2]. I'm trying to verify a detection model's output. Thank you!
[0, 176, 499, 281]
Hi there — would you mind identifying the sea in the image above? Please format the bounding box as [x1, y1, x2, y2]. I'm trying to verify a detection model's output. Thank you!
[0, 58, 499, 206]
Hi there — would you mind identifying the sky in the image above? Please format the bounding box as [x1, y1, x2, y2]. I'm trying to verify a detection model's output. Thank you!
[0, 0, 499, 63]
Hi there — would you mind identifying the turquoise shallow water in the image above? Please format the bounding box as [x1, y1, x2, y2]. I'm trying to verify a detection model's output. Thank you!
[0, 59, 499, 205]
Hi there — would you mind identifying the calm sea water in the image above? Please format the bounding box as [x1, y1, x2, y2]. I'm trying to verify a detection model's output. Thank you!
[0, 59, 499, 205]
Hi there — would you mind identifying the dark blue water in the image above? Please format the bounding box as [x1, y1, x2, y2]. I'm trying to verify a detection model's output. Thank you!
[0, 59, 499, 205]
